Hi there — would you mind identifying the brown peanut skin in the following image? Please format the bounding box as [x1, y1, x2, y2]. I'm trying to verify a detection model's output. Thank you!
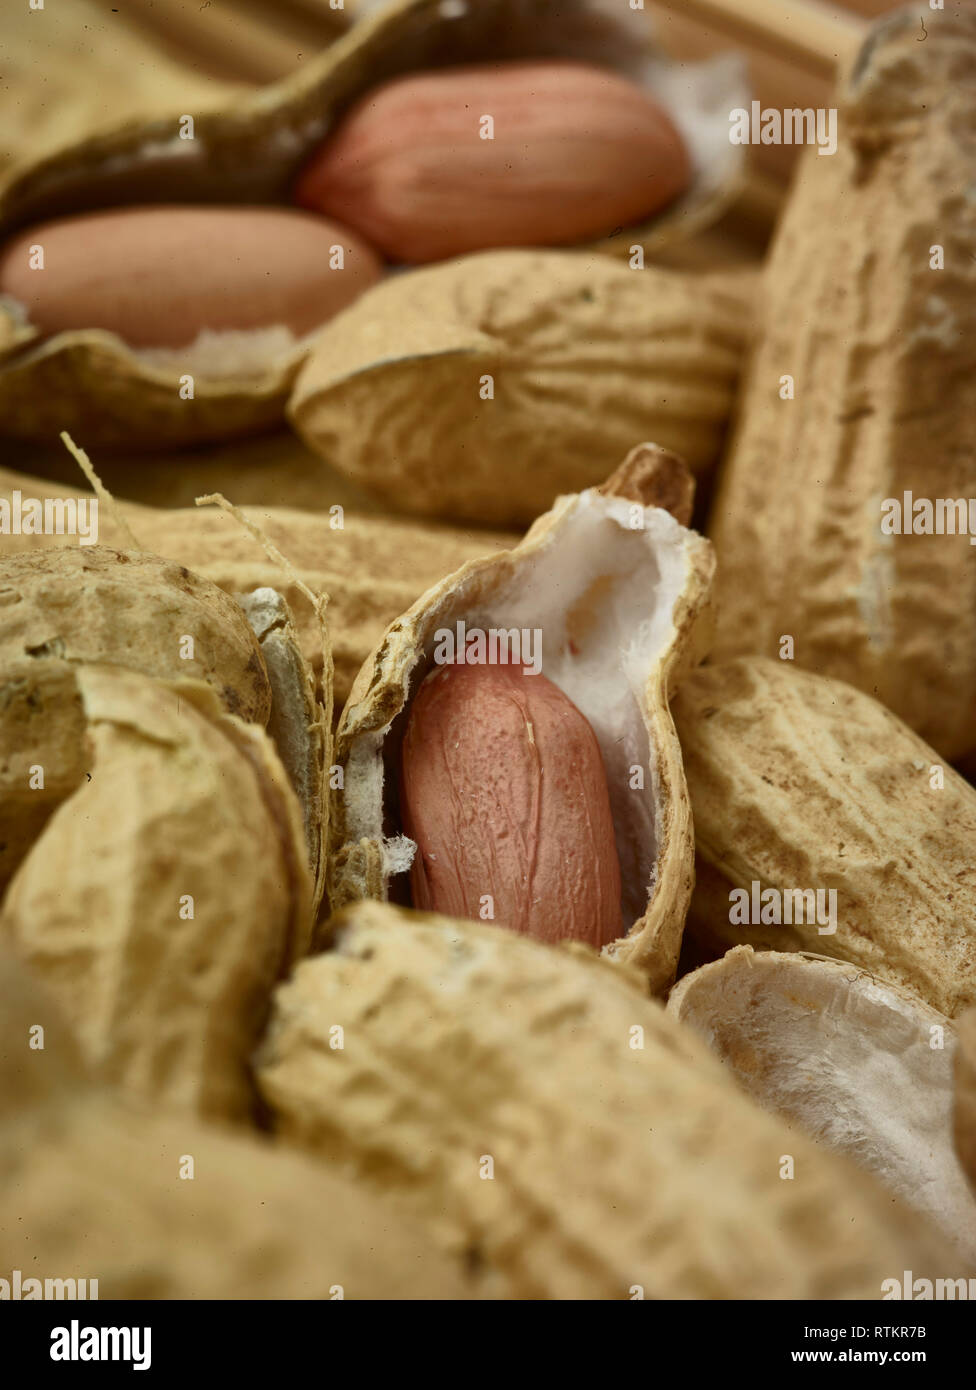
[295, 61, 691, 263]
[400, 662, 622, 947]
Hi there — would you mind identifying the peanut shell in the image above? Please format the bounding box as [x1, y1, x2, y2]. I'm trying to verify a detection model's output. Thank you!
[707, 6, 976, 760]
[0, 0, 744, 447]
[255, 900, 969, 1299]
[668, 946, 976, 1262]
[0, 545, 271, 722]
[0, 947, 469, 1299]
[1, 665, 312, 1122]
[0, 461, 517, 706]
[330, 446, 714, 989]
[672, 657, 976, 1018]
[290, 252, 749, 526]
[237, 586, 331, 921]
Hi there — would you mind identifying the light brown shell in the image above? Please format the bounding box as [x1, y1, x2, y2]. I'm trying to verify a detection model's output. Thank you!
[958, 1011, 976, 1193]
[0, 666, 312, 1123]
[255, 899, 969, 1299]
[707, 7, 976, 761]
[671, 657, 976, 1019]
[290, 252, 750, 526]
[0, 461, 517, 706]
[0, 0, 744, 447]
[0, 545, 271, 722]
[330, 448, 713, 989]
[237, 586, 331, 921]
[668, 947, 976, 1263]
[0, 946, 469, 1300]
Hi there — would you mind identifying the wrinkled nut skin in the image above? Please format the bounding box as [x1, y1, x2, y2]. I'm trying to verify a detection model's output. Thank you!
[295, 61, 691, 263]
[0, 206, 384, 349]
[401, 663, 622, 947]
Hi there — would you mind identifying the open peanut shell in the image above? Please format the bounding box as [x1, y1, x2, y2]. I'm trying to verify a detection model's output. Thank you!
[0, 0, 745, 447]
[668, 946, 976, 1265]
[329, 446, 714, 991]
[958, 1011, 976, 1194]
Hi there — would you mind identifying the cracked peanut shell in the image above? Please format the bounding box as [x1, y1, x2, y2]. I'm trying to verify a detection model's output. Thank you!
[0, 0, 743, 449]
[668, 946, 976, 1263]
[330, 446, 713, 990]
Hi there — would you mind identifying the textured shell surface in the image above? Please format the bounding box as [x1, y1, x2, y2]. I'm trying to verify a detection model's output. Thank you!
[255, 900, 969, 1300]
[707, 6, 976, 760]
[289, 251, 749, 526]
[672, 658, 976, 1019]
[0, 946, 470, 1300]
[668, 946, 976, 1263]
[0, 463, 516, 708]
[0, 666, 312, 1122]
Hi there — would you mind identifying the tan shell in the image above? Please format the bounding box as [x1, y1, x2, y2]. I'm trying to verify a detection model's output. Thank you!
[331, 447, 713, 989]
[0, 0, 744, 448]
[0, 461, 517, 707]
[668, 947, 976, 1263]
[0, 659, 87, 894]
[255, 899, 969, 1299]
[671, 658, 976, 1019]
[0, 546, 271, 723]
[0, 947, 469, 1299]
[707, 7, 976, 761]
[290, 252, 750, 526]
[959, 1011, 976, 1193]
[0, 666, 312, 1123]
[237, 586, 331, 921]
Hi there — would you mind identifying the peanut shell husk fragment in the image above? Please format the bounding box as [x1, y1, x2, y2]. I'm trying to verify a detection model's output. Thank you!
[290, 252, 750, 526]
[255, 900, 970, 1299]
[237, 585, 331, 920]
[0, 462, 516, 707]
[707, 5, 976, 760]
[330, 447, 715, 990]
[0, 0, 744, 448]
[958, 1011, 976, 1193]
[1, 665, 313, 1123]
[0, 947, 469, 1300]
[669, 946, 976, 1262]
[671, 657, 976, 1019]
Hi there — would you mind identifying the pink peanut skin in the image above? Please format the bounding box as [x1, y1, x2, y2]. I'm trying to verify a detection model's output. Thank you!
[400, 663, 623, 947]
[294, 61, 691, 264]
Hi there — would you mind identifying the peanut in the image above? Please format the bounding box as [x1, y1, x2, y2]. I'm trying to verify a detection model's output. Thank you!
[400, 662, 622, 948]
[295, 61, 690, 263]
[0, 206, 382, 349]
